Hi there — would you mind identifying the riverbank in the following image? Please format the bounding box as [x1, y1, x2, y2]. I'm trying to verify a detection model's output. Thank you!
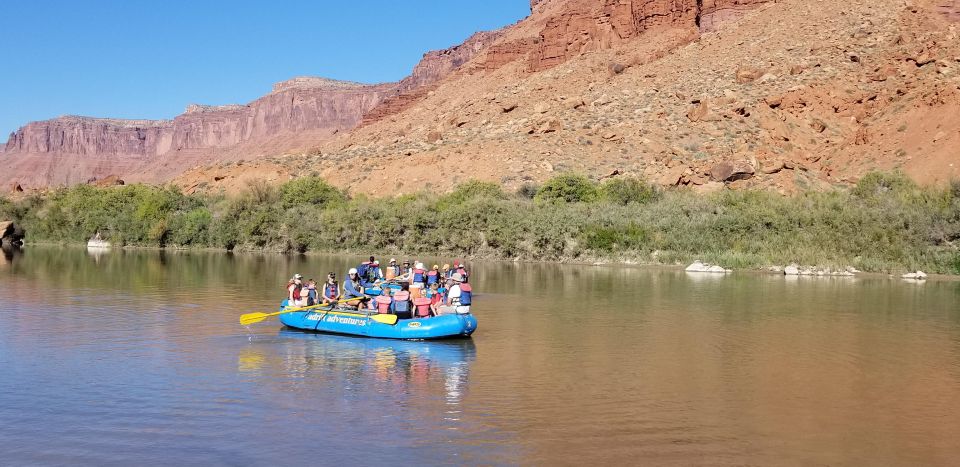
[3, 172, 959, 275]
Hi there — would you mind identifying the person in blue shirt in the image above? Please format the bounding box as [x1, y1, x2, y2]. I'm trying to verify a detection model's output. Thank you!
[343, 268, 369, 309]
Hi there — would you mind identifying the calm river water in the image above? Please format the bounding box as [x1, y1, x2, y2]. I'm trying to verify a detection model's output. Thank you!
[1, 247, 959, 466]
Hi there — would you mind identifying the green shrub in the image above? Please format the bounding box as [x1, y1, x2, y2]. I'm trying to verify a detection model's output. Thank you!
[4, 170, 958, 274]
[279, 176, 346, 209]
[581, 223, 648, 252]
[600, 177, 658, 205]
[516, 182, 539, 199]
[534, 173, 599, 204]
[852, 171, 917, 199]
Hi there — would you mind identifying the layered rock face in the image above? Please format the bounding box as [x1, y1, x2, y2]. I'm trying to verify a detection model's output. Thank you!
[1, 0, 779, 190]
[398, 31, 505, 92]
[1, 78, 396, 186]
[527, 0, 772, 71]
[360, 31, 506, 125]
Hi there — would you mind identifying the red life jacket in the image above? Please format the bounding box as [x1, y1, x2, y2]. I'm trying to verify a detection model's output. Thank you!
[289, 283, 302, 300]
[375, 296, 392, 314]
[413, 297, 432, 317]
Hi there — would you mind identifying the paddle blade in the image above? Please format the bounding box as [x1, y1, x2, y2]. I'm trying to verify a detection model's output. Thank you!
[371, 314, 398, 325]
[239, 312, 271, 326]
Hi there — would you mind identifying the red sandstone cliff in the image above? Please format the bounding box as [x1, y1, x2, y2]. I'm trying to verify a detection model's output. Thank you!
[2, 0, 780, 190]
[1, 78, 396, 187]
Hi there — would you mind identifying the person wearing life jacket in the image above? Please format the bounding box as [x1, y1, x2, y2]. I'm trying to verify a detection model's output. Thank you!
[446, 273, 472, 314]
[384, 258, 400, 281]
[426, 264, 441, 287]
[367, 260, 383, 284]
[322, 272, 340, 305]
[413, 295, 432, 318]
[305, 279, 319, 306]
[442, 264, 452, 281]
[410, 262, 427, 287]
[400, 260, 412, 277]
[374, 287, 393, 314]
[356, 260, 372, 287]
[391, 284, 412, 319]
[428, 282, 445, 315]
[286, 274, 304, 307]
[343, 268, 368, 309]
[453, 260, 469, 283]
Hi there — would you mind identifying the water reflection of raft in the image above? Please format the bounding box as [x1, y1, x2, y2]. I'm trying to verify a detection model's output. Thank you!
[278, 300, 477, 340]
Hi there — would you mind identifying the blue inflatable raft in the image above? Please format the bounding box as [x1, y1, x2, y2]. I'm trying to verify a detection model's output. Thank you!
[277, 300, 477, 340]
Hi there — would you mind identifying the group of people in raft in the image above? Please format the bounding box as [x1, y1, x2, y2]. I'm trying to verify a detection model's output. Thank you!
[285, 257, 472, 319]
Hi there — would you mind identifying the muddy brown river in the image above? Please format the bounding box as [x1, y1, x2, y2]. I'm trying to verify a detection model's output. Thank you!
[1, 247, 958, 465]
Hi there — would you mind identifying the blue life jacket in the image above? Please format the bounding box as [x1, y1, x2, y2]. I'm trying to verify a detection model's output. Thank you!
[392, 291, 411, 312]
[457, 284, 472, 306]
[412, 268, 426, 283]
[356, 263, 370, 284]
[324, 282, 338, 299]
[426, 270, 439, 285]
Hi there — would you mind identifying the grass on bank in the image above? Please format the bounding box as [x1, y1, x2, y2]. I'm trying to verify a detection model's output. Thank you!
[1, 172, 958, 274]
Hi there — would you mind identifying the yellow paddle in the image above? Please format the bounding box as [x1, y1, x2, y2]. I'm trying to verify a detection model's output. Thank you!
[239, 297, 364, 326]
[239, 297, 399, 326]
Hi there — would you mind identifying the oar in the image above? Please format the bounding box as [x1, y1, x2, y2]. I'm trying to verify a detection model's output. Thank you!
[239, 297, 364, 326]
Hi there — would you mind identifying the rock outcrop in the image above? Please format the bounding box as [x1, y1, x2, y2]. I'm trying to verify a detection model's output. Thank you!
[360, 31, 505, 125]
[2, 79, 396, 187]
[0, 221, 24, 248]
[478, 0, 772, 72]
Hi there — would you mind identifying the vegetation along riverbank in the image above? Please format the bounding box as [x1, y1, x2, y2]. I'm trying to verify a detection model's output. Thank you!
[1, 173, 958, 274]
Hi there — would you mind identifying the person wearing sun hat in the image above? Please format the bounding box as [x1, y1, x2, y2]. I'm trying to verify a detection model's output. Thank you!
[384, 258, 400, 281]
[286, 274, 304, 307]
[426, 264, 441, 287]
[445, 272, 472, 314]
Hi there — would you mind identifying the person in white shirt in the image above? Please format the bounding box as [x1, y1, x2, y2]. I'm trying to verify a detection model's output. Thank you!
[445, 273, 471, 314]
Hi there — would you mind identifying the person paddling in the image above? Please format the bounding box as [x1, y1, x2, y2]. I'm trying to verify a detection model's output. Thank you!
[343, 268, 369, 309]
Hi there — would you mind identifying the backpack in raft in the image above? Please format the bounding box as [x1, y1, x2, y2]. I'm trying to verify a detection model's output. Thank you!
[393, 291, 411, 313]
[457, 284, 472, 306]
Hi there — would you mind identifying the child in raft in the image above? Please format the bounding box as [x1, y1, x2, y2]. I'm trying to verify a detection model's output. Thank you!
[428, 282, 444, 315]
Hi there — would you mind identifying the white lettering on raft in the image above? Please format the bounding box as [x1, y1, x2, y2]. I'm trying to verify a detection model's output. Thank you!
[324, 315, 367, 326]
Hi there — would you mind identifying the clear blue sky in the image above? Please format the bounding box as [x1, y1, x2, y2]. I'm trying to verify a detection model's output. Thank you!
[0, 1, 528, 138]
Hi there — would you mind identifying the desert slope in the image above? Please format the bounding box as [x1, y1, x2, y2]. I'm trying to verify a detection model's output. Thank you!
[4, 0, 959, 195]
[179, 0, 958, 196]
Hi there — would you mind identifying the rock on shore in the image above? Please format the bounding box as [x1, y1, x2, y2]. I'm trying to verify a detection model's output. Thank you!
[685, 260, 732, 273]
